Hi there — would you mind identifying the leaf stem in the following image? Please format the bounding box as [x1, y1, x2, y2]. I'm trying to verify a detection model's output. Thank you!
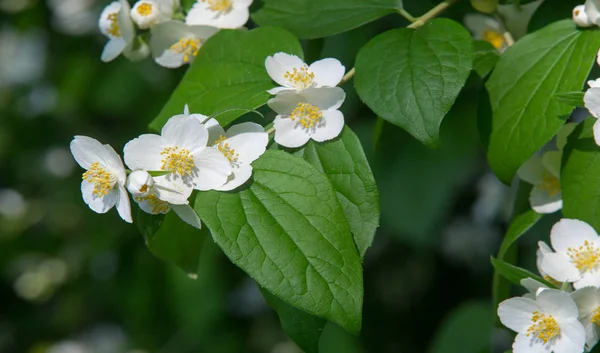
[337, 0, 459, 86]
[266, 127, 275, 135]
[397, 8, 417, 22]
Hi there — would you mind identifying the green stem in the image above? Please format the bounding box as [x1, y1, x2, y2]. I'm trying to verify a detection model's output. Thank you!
[397, 8, 417, 22]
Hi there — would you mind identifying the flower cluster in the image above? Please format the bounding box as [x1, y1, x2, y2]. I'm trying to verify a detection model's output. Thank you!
[70, 52, 347, 226]
[573, 0, 600, 28]
[498, 218, 600, 353]
[98, 0, 252, 67]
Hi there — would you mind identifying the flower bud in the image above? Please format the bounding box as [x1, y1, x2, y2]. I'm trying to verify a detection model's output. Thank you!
[470, 0, 498, 14]
[130, 0, 171, 29]
[126, 170, 154, 197]
[573, 5, 593, 27]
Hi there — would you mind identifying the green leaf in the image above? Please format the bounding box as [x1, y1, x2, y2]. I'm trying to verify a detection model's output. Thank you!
[553, 91, 585, 107]
[429, 301, 493, 353]
[150, 27, 303, 131]
[261, 288, 326, 353]
[137, 209, 207, 278]
[194, 151, 363, 334]
[490, 257, 554, 288]
[292, 127, 379, 257]
[473, 40, 500, 78]
[497, 208, 543, 259]
[562, 118, 600, 230]
[252, 0, 402, 39]
[355, 19, 473, 147]
[484, 20, 600, 183]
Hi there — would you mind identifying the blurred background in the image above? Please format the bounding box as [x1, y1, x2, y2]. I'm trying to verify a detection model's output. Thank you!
[0, 0, 573, 352]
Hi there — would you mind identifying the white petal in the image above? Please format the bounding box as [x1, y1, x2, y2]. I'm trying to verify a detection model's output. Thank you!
[540, 252, 581, 283]
[498, 297, 539, 333]
[536, 289, 579, 320]
[594, 119, 600, 147]
[299, 87, 346, 111]
[171, 204, 202, 229]
[101, 38, 127, 62]
[225, 123, 268, 164]
[123, 134, 166, 171]
[551, 219, 599, 253]
[115, 184, 132, 223]
[152, 174, 193, 205]
[136, 194, 170, 215]
[149, 20, 191, 58]
[584, 321, 600, 350]
[574, 271, 600, 290]
[81, 181, 119, 214]
[161, 115, 209, 152]
[188, 25, 220, 40]
[70, 136, 111, 170]
[186, 2, 248, 28]
[585, 87, 600, 118]
[463, 13, 502, 39]
[215, 164, 253, 191]
[311, 109, 344, 142]
[204, 118, 226, 145]
[586, 0, 600, 25]
[521, 278, 548, 294]
[530, 186, 562, 214]
[310, 58, 345, 87]
[265, 53, 305, 88]
[273, 115, 310, 148]
[553, 320, 586, 353]
[517, 154, 544, 185]
[118, 0, 135, 43]
[102, 144, 127, 184]
[267, 91, 302, 115]
[571, 287, 600, 317]
[155, 50, 186, 68]
[267, 86, 292, 95]
[192, 147, 232, 190]
[512, 333, 547, 353]
[573, 5, 594, 27]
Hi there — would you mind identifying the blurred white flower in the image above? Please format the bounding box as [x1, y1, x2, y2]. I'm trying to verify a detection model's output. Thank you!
[186, 0, 252, 29]
[98, 0, 147, 62]
[497, 0, 543, 39]
[47, 0, 97, 36]
[149, 20, 218, 68]
[12, 256, 68, 302]
[265, 53, 345, 94]
[586, 0, 600, 26]
[0, 0, 33, 13]
[0, 27, 46, 88]
[44, 147, 76, 178]
[0, 189, 27, 219]
[463, 14, 507, 51]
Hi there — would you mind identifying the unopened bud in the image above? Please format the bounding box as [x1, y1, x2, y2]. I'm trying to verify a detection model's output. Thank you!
[126, 170, 154, 197]
[470, 0, 498, 14]
[573, 5, 593, 27]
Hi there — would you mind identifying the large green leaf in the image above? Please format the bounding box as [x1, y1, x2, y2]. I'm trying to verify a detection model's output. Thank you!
[562, 118, 600, 230]
[194, 151, 363, 334]
[473, 40, 500, 78]
[484, 20, 600, 183]
[251, 0, 402, 39]
[137, 209, 207, 278]
[355, 19, 473, 147]
[150, 27, 303, 131]
[292, 127, 379, 258]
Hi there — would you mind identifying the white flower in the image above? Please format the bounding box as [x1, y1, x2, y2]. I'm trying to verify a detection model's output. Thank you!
[70, 136, 132, 223]
[123, 113, 232, 191]
[202, 120, 268, 191]
[572, 287, 600, 350]
[265, 53, 345, 95]
[539, 219, 600, 289]
[126, 170, 201, 229]
[268, 87, 346, 148]
[497, 0, 543, 38]
[498, 288, 586, 353]
[586, 0, 600, 26]
[98, 0, 136, 62]
[574, 5, 594, 27]
[185, 0, 252, 29]
[130, 0, 178, 29]
[584, 76, 600, 146]
[463, 14, 507, 51]
[149, 20, 218, 68]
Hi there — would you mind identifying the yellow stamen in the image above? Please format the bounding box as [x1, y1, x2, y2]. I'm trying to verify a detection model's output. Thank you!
[160, 146, 195, 177]
[214, 135, 239, 163]
[483, 30, 505, 50]
[202, 0, 232, 12]
[567, 240, 600, 273]
[106, 12, 121, 37]
[82, 162, 117, 197]
[136, 2, 153, 16]
[538, 170, 560, 196]
[290, 102, 322, 129]
[135, 194, 170, 214]
[526, 311, 561, 344]
[592, 307, 600, 327]
[542, 275, 562, 288]
[284, 65, 315, 90]
[169, 38, 202, 64]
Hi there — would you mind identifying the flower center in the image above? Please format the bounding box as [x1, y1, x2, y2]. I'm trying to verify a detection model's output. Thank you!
[290, 102, 322, 129]
[526, 311, 561, 344]
[592, 307, 600, 327]
[567, 240, 600, 273]
[82, 162, 117, 197]
[137, 2, 154, 16]
[136, 194, 170, 214]
[483, 30, 504, 50]
[169, 38, 202, 64]
[160, 146, 195, 177]
[539, 170, 560, 196]
[106, 12, 121, 37]
[214, 136, 239, 163]
[284, 65, 315, 90]
[202, 0, 232, 12]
